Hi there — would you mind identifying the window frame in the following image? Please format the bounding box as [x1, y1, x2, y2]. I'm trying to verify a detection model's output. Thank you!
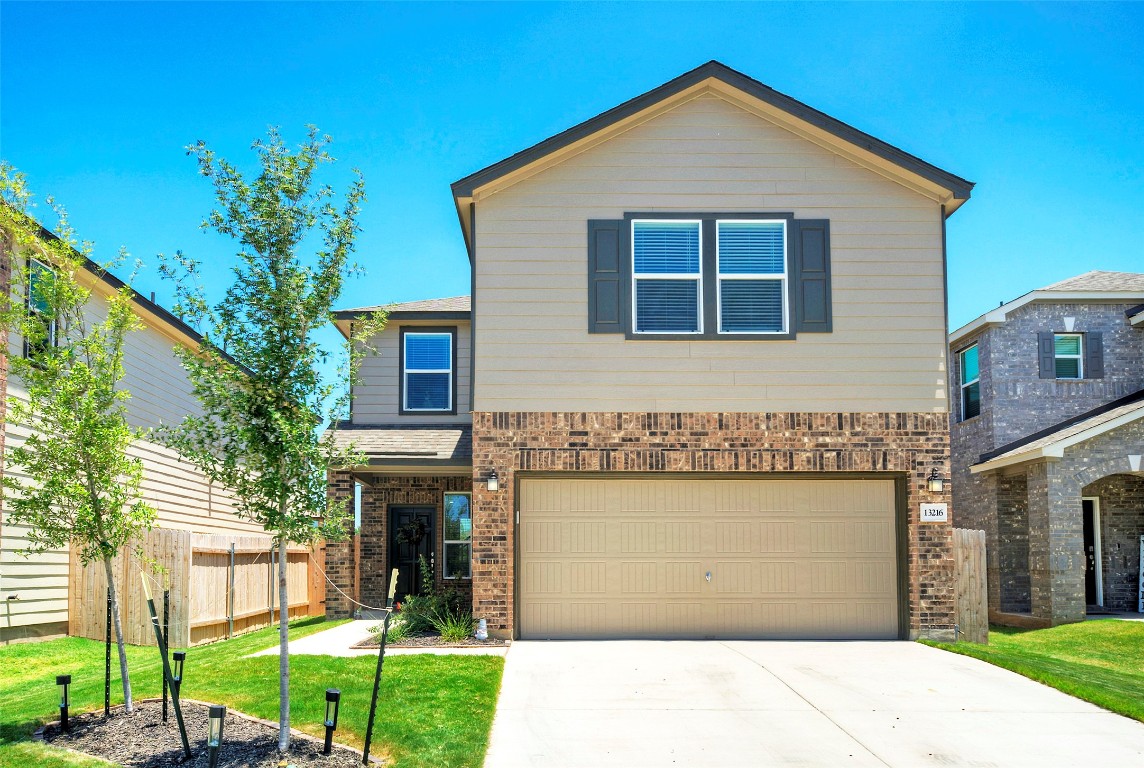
[958, 343, 980, 421]
[715, 219, 789, 335]
[442, 491, 472, 580]
[621, 212, 798, 341]
[24, 257, 58, 361]
[1053, 333, 1084, 380]
[399, 326, 458, 415]
[630, 218, 704, 336]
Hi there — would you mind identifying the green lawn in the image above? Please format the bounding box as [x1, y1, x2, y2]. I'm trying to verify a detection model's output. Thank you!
[0, 618, 504, 768]
[924, 619, 1144, 722]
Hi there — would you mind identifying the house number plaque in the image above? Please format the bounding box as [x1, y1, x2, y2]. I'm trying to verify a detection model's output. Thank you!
[920, 503, 948, 523]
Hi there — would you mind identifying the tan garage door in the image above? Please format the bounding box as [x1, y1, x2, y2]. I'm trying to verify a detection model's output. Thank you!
[517, 477, 900, 640]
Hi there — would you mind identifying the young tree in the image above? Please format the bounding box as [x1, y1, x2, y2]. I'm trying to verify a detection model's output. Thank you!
[0, 163, 154, 712]
[159, 127, 382, 751]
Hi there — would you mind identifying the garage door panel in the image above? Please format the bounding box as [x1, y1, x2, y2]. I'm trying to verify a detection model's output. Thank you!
[518, 478, 899, 640]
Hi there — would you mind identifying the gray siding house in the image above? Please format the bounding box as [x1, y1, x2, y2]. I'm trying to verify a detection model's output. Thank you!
[949, 271, 1144, 626]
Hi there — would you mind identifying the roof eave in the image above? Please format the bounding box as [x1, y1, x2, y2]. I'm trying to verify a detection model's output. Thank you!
[950, 290, 1144, 346]
[451, 60, 973, 234]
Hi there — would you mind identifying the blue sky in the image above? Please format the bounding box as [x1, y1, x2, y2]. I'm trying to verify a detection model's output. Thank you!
[2, 1, 1142, 337]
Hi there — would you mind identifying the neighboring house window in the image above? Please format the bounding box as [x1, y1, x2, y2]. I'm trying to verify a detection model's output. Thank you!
[716, 220, 787, 333]
[632, 220, 702, 333]
[402, 330, 454, 412]
[443, 492, 471, 579]
[1054, 333, 1083, 379]
[24, 258, 57, 360]
[959, 344, 980, 420]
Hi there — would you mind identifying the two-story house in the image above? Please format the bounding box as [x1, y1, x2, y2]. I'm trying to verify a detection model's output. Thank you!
[327, 61, 974, 641]
[0, 221, 264, 643]
[950, 271, 1144, 627]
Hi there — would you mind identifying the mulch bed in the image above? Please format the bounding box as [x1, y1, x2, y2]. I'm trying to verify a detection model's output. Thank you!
[40, 699, 371, 767]
[352, 632, 508, 650]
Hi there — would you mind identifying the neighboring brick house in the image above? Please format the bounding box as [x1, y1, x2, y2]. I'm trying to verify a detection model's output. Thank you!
[0, 220, 265, 643]
[328, 61, 974, 641]
[949, 271, 1144, 626]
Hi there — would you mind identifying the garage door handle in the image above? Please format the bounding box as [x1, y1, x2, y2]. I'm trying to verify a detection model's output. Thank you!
[706, 571, 712, 582]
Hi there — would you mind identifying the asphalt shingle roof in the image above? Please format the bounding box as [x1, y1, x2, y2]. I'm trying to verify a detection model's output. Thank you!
[339, 296, 470, 315]
[326, 423, 471, 463]
[1040, 271, 1144, 292]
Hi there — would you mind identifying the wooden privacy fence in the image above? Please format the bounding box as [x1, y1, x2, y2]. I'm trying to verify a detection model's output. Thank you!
[953, 527, 988, 644]
[70, 529, 326, 647]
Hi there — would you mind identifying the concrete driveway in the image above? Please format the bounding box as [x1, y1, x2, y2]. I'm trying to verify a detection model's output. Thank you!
[484, 640, 1144, 767]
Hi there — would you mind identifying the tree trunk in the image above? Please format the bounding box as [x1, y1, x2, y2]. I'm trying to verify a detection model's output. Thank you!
[277, 538, 290, 751]
[102, 556, 133, 713]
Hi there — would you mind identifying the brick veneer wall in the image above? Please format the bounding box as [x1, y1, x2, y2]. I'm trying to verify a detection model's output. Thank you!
[471, 411, 955, 641]
[325, 472, 475, 618]
[1083, 475, 1144, 612]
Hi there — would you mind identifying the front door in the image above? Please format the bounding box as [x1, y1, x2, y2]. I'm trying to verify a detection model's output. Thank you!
[1082, 499, 1099, 606]
[390, 506, 435, 601]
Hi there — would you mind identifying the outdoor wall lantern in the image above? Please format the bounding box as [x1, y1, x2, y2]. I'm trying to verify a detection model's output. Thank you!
[486, 469, 500, 492]
[927, 468, 945, 494]
[171, 651, 185, 696]
[207, 704, 226, 768]
[323, 688, 341, 755]
[56, 674, 71, 731]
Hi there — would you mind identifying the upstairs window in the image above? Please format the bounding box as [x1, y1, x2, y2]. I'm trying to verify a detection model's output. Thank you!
[959, 344, 980, 420]
[631, 220, 701, 334]
[443, 492, 472, 579]
[402, 330, 454, 412]
[1054, 334, 1083, 379]
[717, 220, 787, 333]
[24, 259, 58, 360]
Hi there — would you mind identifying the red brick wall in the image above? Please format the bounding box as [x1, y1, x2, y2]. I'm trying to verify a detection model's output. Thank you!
[471, 411, 955, 640]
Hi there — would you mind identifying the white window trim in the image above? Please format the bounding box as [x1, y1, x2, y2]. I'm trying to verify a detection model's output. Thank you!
[715, 219, 788, 335]
[443, 491, 472, 580]
[1054, 333, 1084, 379]
[26, 257, 58, 356]
[959, 344, 979, 421]
[402, 331, 453, 412]
[630, 219, 703, 335]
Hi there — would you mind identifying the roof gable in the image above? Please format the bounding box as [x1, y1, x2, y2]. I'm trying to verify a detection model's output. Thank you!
[452, 61, 974, 253]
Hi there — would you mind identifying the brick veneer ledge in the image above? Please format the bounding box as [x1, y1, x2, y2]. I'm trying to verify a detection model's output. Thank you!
[470, 411, 956, 641]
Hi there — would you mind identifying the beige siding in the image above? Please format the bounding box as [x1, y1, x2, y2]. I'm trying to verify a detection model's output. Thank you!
[352, 319, 472, 424]
[473, 93, 949, 413]
[0, 288, 260, 633]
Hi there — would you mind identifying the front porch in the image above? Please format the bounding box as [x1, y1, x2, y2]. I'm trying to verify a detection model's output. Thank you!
[970, 400, 1144, 626]
[325, 424, 474, 617]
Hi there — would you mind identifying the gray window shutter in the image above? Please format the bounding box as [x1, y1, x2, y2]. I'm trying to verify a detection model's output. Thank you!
[588, 220, 625, 334]
[793, 219, 832, 333]
[1037, 332, 1055, 378]
[1085, 331, 1104, 378]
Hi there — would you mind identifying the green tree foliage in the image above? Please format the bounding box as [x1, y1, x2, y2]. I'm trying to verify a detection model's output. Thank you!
[0, 163, 155, 712]
[159, 127, 383, 750]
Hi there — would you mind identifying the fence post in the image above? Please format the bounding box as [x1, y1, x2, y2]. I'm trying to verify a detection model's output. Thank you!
[227, 543, 235, 640]
[268, 545, 276, 626]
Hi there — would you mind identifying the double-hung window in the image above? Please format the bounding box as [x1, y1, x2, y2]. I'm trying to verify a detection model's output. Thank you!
[716, 220, 787, 333]
[24, 259, 57, 360]
[443, 492, 471, 579]
[1054, 334, 1083, 379]
[959, 344, 980, 420]
[631, 220, 702, 333]
[402, 330, 453, 412]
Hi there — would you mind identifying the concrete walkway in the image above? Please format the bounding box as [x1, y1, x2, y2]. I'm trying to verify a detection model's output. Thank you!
[484, 640, 1144, 767]
[250, 619, 508, 657]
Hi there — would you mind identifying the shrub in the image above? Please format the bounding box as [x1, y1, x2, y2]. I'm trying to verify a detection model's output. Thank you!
[397, 555, 466, 634]
[432, 611, 475, 643]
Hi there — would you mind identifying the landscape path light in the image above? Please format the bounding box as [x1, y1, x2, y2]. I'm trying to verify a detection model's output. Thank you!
[323, 688, 341, 755]
[171, 651, 185, 697]
[207, 704, 226, 768]
[56, 674, 71, 732]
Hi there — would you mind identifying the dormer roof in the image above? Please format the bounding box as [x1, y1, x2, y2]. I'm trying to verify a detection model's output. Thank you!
[332, 295, 471, 338]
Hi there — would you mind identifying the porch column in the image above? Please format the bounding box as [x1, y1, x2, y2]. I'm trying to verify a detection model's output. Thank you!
[1026, 460, 1086, 624]
[325, 470, 357, 619]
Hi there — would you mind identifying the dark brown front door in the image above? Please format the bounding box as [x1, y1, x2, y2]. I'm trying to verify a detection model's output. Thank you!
[390, 506, 435, 601]
[1082, 499, 1098, 606]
